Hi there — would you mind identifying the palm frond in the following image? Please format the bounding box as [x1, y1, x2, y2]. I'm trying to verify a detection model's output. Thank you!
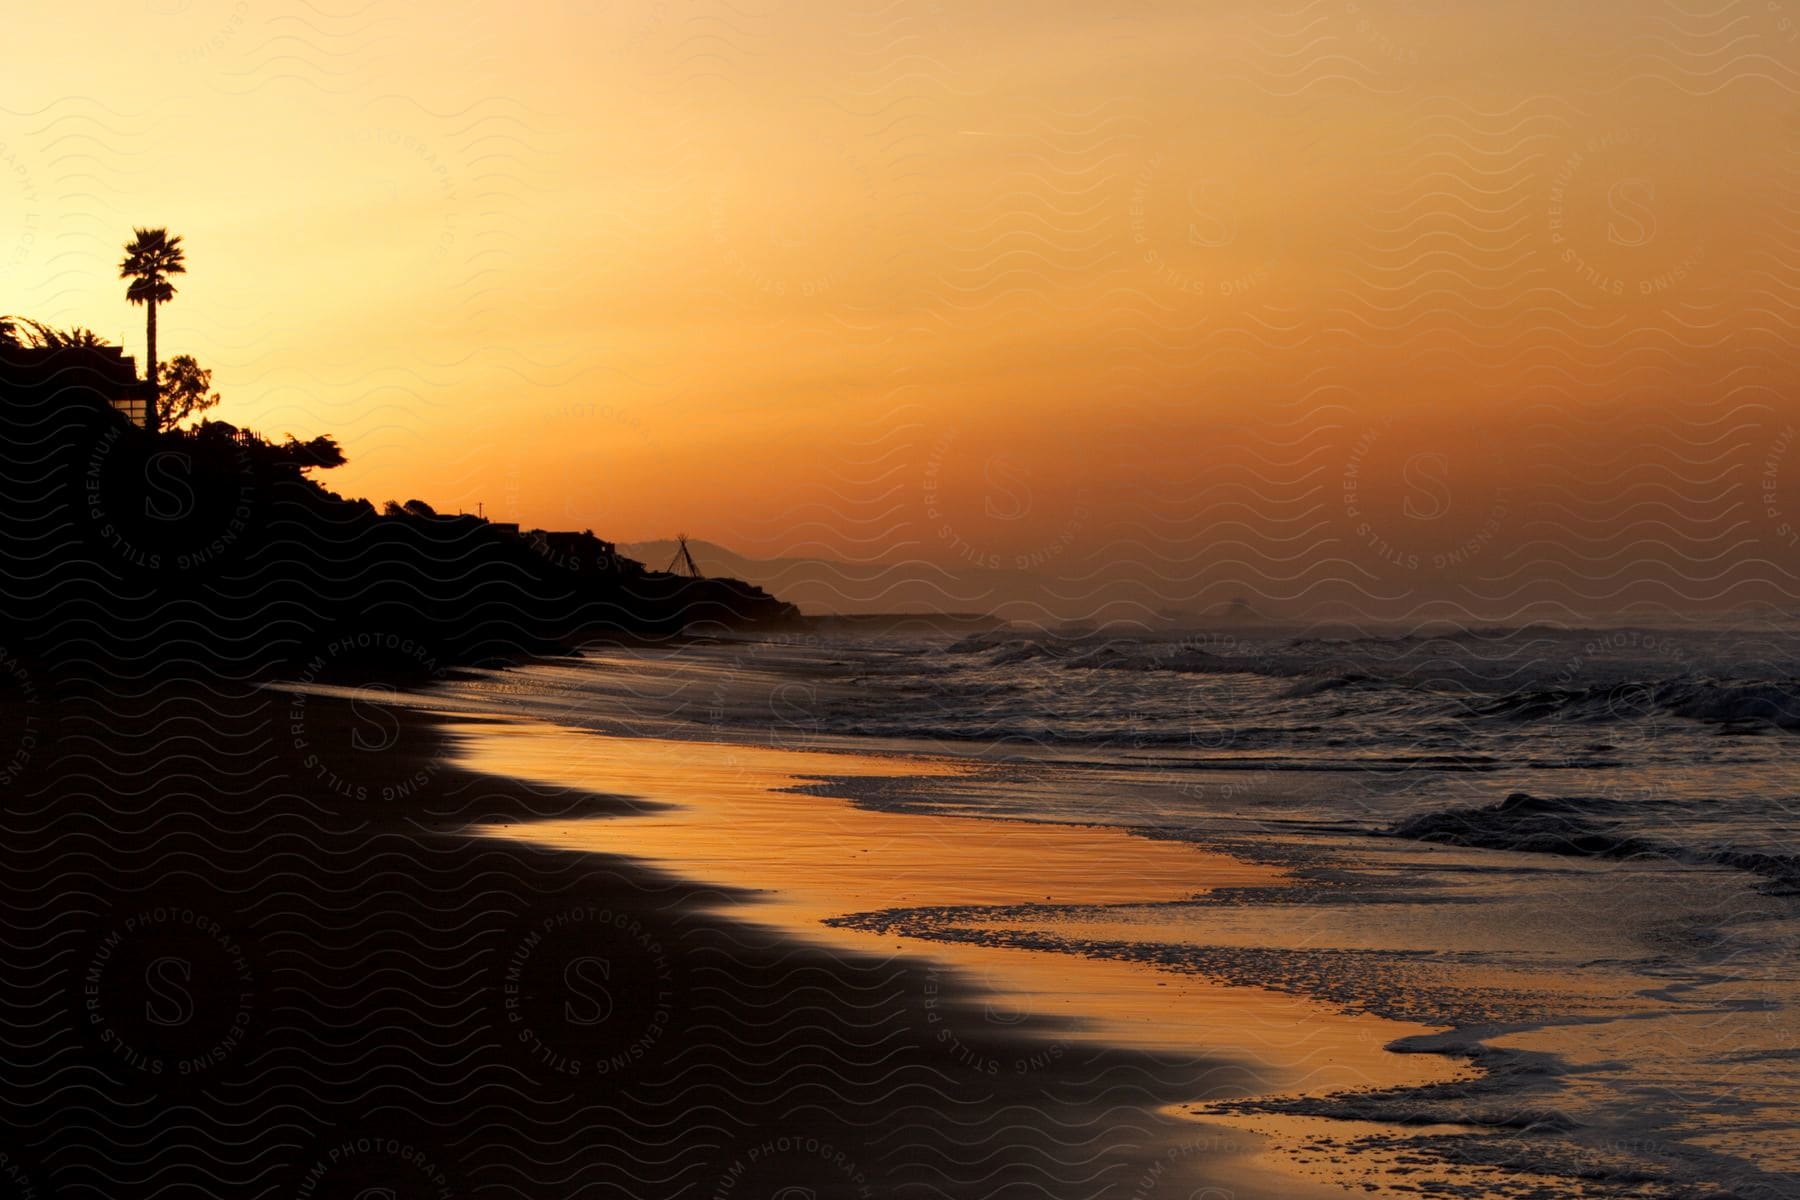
[0, 316, 62, 349]
[120, 226, 187, 284]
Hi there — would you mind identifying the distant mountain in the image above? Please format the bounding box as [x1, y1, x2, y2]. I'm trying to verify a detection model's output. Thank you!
[619, 540, 1319, 629]
[1193, 595, 1282, 626]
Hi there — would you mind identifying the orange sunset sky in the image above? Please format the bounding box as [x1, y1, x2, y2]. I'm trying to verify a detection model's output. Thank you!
[6, 1, 1800, 620]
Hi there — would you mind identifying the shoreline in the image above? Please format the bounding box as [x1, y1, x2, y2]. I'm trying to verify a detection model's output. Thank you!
[0, 685, 1284, 1199]
[451, 712, 1481, 1197]
[423, 637, 1800, 1200]
[8, 638, 1790, 1199]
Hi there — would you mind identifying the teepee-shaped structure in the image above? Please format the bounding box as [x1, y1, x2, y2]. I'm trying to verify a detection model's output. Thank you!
[664, 534, 704, 579]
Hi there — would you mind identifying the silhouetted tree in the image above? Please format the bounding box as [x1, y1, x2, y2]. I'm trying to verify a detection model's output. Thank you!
[181, 421, 348, 476]
[0, 316, 59, 348]
[0, 317, 113, 351]
[119, 227, 186, 433]
[0, 316, 35, 349]
[274, 433, 346, 470]
[159, 354, 220, 427]
[47, 326, 109, 349]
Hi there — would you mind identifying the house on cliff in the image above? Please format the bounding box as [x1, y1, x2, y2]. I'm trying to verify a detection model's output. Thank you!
[0, 343, 154, 423]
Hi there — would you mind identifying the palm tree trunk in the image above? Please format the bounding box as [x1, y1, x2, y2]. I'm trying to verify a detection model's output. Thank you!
[145, 300, 158, 433]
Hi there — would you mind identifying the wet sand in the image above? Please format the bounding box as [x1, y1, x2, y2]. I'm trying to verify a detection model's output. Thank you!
[458, 716, 1474, 1194]
[0, 686, 1319, 1199]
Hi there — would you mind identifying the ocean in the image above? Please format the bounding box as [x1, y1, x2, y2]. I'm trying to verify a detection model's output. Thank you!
[434, 620, 1800, 1198]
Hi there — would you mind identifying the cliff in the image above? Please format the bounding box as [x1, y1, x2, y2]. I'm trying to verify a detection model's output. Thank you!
[0, 346, 798, 690]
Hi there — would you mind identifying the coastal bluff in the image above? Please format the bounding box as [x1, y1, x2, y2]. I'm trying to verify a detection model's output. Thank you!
[0, 344, 799, 690]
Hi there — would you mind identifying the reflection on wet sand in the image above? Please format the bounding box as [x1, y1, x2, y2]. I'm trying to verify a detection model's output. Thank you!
[458, 718, 1470, 1195]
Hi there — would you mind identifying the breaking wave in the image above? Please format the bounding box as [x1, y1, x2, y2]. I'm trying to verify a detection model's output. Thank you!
[1389, 792, 1800, 895]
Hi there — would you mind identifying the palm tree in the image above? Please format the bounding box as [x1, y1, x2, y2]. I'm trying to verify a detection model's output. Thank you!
[50, 326, 109, 349]
[0, 316, 91, 349]
[119, 227, 186, 432]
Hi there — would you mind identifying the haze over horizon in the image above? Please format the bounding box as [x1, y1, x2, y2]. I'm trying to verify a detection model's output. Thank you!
[7, 1, 1799, 620]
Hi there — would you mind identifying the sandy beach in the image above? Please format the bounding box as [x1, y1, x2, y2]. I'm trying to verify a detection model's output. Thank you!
[461, 715, 1488, 1198]
[0, 684, 1303, 1198]
[422, 633, 1800, 1200]
[7, 613, 1798, 1200]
